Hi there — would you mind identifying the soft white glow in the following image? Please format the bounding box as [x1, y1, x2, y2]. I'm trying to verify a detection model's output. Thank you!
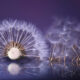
[7, 47, 22, 60]
[8, 63, 21, 75]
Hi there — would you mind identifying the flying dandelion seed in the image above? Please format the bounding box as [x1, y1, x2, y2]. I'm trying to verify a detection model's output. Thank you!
[46, 18, 80, 59]
[0, 20, 48, 60]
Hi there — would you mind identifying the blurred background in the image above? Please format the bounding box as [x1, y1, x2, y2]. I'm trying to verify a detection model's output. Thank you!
[0, 0, 80, 32]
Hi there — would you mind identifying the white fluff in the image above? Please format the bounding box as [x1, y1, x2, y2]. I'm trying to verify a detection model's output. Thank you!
[0, 20, 49, 60]
[46, 18, 80, 57]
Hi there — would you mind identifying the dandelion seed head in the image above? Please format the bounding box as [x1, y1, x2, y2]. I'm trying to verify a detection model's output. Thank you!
[0, 20, 48, 60]
[46, 18, 80, 57]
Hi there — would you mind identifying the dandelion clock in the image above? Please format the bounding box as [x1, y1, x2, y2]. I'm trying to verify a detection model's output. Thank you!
[0, 20, 48, 60]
